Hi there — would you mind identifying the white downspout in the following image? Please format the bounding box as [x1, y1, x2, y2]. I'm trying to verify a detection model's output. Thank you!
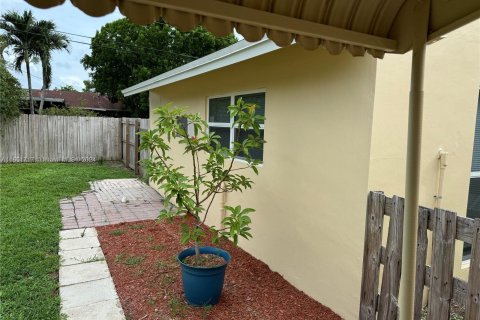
[434, 149, 448, 208]
[399, 0, 431, 318]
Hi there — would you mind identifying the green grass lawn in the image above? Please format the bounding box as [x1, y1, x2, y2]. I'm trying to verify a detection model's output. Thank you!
[0, 163, 134, 320]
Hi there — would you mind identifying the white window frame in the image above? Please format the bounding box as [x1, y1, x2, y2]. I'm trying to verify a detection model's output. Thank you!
[207, 90, 266, 162]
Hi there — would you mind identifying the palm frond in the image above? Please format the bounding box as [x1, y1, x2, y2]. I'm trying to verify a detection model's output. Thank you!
[1, 9, 71, 91]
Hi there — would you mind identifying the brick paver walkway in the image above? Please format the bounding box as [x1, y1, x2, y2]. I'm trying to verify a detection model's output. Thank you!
[60, 179, 163, 229]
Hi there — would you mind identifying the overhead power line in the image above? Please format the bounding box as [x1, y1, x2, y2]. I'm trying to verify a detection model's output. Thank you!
[5, 63, 64, 88]
[0, 18, 201, 60]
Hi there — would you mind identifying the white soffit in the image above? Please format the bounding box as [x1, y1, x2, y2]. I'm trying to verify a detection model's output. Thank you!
[121, 38, 279, 96]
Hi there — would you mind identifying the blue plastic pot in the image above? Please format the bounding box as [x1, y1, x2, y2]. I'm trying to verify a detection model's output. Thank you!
[177, 246, 231, 306]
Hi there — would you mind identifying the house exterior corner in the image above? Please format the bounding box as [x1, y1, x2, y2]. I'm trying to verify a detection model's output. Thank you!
[368, 19, 480, 282]
[148, 44, 377, 319]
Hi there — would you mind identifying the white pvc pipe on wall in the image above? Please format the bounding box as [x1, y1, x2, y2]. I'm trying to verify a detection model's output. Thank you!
[434, 149, 448, 208]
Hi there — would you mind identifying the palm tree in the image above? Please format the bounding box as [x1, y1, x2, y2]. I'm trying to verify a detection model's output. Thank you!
[0, 10, 39, 114]
[34, 20, 70, 114]
[0, 36, 7, 62]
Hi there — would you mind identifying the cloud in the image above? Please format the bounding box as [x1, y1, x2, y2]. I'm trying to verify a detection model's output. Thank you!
[55, 61, 72, 70]
[0, 0, 123, 92]
[59, 75, 84, 90]
[0, 0, 23, 10]
[76, 51, 89, 61]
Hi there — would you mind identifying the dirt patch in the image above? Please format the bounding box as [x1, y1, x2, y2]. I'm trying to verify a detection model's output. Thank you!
[182, 254, 227, 268]
[97, 219, 341, 320]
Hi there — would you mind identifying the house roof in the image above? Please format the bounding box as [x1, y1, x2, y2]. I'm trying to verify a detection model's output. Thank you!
[122, 38, 279, 97]
[30, 90, 123, 111]
[26, 0, 480, 59]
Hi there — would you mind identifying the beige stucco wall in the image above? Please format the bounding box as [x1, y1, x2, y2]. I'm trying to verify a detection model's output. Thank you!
[149, 44, 377, 319]
[369, 20, 480, 281]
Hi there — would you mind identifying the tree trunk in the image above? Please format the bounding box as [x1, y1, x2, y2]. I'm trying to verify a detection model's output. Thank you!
[194, 242, 200, 261]
[25, 51, 34, 114]
[39, 85, 45, 115]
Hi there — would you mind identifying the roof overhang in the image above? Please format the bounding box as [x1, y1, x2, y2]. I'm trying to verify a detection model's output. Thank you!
[122, 37, 279, 97]
[29, 97, 65, 103]
[24, 0, 480, 59]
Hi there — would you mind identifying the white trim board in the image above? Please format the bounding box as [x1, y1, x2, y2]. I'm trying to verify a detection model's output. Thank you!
[122, 38, 279, 97]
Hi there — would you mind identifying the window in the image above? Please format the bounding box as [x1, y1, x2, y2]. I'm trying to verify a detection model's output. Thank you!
[176, 116, 189, 137]
[464, 92, 480, 261]
[207, 92, 265, 161]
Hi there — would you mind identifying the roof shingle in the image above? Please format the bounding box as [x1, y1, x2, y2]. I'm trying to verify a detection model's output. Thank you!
[30, 89, 123, 111]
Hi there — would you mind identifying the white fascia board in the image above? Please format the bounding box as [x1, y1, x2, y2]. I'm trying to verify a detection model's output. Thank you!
[122, 38, 279, 97]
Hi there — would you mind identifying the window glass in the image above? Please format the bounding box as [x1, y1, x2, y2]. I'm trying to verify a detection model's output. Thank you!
[471, 94, 480, 171]
[467, 178, 480, 220]
[463, 93, 480, 260]
[208, 97, 231, 123]
[208, 92, 265, 162]
[209, 126, 230, 149]
[235, 92, 265, 124]
[464, 177, 480, 259]
[235, 128, 264, 161]
[177, 116, 188, 137]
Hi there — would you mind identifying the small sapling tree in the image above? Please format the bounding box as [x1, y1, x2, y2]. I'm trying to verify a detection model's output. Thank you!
[140, 99, 265, 260]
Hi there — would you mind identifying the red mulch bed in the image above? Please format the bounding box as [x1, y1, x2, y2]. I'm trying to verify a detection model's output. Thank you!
[97, 219, 341, 320]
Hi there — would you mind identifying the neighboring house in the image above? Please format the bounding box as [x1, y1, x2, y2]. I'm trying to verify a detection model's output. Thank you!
[122, 20, 480, 319]
[23, 89, 125, 117]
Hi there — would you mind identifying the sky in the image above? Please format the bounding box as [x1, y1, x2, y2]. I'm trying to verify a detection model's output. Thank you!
[0, 0, 123, 91]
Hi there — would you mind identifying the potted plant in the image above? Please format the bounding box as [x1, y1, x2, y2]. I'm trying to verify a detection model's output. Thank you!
[140, 98, 265, 306]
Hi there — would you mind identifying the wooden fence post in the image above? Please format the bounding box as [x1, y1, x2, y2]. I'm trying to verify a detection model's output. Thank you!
[125, 119, 130, 169]
[428, 209, 456, 320]
[466, 219, 480, 319]
[377, 196, 404, 320]
[134, 119, 140, 175]
[413, 208, 429, 320]
[359, 191, 385, 320]
[118, 118, 123, 161]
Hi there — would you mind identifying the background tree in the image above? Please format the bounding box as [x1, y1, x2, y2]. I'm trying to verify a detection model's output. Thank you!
[54, 84, 76, 91]
[82, 19, 237, 117]
[0, 59, 24, 125]
[42, 106, 97, 117]
[82, 79, 95, 92]
[0, 10, 39, 114]
[0, 36, 7, 60]
[35, 20, 70, 114]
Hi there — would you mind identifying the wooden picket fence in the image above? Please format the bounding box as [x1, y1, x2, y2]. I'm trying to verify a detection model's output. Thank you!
[121, 118, 149, 175]
[1, 115, 149, 176]
[0, 114, 122, 163]
[359, 191, 480, 320]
